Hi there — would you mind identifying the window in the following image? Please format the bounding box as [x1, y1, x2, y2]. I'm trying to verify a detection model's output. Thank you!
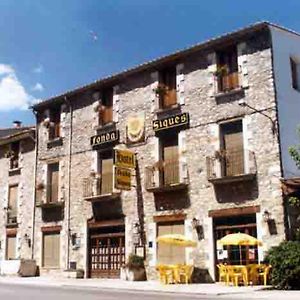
[9, 141, 20, 170]
[157, 221, 185, 264]
[47, 163, 59, 203]
[158, 66, 177, 109]
[49, 107, 61, 140]
[290, 57, 300, 91]
[220, 120, 244, 176]
[7, 185, 18, 225]
[216, 46, 239, 92]
[43, 232, 60, 267]
[98, 151, 113, 194]
[159, 133, 179, 185]
[6, 235, 17, 260]
[99, 87, 113, 125]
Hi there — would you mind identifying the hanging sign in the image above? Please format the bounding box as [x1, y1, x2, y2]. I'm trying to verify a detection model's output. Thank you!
[153, 112, 189, 132]
[126, 113, 145, 144]
[114, 149, 136, 169]
[115, 167, 131, 190]
[90, 130, 119, 149]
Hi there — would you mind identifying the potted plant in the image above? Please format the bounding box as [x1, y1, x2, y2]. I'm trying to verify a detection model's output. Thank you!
[153, 83, 168, 98]
[121, 254, 146, 281]
[213, 65, 229, 77]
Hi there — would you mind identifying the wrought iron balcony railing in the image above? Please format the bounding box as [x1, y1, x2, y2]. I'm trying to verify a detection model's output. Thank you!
[83, 172, 119, 201]
[206, 149, 256, 184]
[145, 158, 189, 192]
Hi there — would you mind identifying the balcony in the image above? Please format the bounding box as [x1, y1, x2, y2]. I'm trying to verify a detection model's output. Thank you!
[206, 149, 256, 184]
[145, 159, 189, 193]
[83, 173, 120, 202]
[216, 72, 241, 94]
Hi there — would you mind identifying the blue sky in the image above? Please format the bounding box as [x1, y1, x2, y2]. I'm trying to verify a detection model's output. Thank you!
[0, 0, 300, 127]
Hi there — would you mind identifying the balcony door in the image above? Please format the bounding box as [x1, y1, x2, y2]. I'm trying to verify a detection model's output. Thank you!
[160, 134, 179, 186]
[221, 121, 244, 177]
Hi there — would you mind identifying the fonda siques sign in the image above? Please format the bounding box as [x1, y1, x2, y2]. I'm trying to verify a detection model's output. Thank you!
[90, 130, 119, 149]
[153, 112, 189, 132]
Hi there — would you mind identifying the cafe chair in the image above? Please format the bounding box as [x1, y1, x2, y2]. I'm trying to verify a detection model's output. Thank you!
[258, 265, 272, 286]
[156, 265, 174, 284]
[227, 266, 248, 286]
[175, 264, 194, 284]
[217, 264, 229, 285]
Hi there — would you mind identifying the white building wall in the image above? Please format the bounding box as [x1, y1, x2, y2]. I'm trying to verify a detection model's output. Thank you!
[270, 26, 300, 178]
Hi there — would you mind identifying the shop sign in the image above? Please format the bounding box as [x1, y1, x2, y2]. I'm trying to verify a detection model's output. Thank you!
[114, 149, 136, 169]
[153, 112, 189, 132]
[90, 130, 119, 149]
[115, 166, 131, 190]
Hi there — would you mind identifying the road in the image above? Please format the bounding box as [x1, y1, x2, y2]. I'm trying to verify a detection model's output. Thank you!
[0, 282, 224, 300]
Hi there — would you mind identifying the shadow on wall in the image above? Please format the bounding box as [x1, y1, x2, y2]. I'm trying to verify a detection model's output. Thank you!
[214, 180, 259, 203]
[154, 189, 191, 211]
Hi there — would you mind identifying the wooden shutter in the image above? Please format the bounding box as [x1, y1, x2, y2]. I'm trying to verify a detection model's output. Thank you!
[48, 163, 59, 203]
[6, 236, 16, 260]
[101, 157, 113, 194]
[157, 222, 185, 264]
[8, 185, 18, 218]
[162, 136, 179, 185]
[43, 233, 60, 267]
[100, 88, 113, 125]
[222, 121, 244, 176]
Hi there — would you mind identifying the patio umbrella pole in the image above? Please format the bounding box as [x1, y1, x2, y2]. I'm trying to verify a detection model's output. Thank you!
[239, 246, 242, 265]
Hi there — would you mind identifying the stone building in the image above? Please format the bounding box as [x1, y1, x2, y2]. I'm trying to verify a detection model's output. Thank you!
[30, 22, 300, 281]
[0, 122, 35, 274]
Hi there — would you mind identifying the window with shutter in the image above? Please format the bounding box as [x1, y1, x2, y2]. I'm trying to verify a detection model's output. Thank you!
[159, 67, 177, 109]
[99, 151, 113, 195]
[220, 121, 244, 176]
[6, 235, 17, 260]
[216, 46, 239, 92]
[290, 57, 300, 91]
[43, 232, 60, 267]
[10, 141, 20, 170]
[7, 185, 18, 224]
[157, 221, 185, 264]
[100, 88, 113, 125]
[47, 163, 59, 203]
[49, 107, 61, 140]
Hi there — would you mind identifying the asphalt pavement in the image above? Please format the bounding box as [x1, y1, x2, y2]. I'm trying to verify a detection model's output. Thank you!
[0, 282, 220, 300]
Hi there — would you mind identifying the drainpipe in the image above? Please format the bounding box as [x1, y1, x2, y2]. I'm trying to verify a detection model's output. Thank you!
[65, 96, 73, 269]
[31, 109, 39, 260]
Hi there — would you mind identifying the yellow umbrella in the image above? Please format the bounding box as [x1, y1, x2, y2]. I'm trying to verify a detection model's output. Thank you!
[219, 233, 262, 265]
[157, 234, 197, 247]
[219, 233, 262, 246]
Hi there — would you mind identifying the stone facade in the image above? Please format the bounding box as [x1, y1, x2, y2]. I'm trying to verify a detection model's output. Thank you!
[31, 24, 287, 282]
[0, 127, 35, 268]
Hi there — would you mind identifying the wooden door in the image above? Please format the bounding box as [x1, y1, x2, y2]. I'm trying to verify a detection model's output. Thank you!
[89, 234, 125, 278]
[161, 67, 177, 108]
[6, 236, 16, 260]
[48, 163, 59, 203]
[221, 121, 244, 176]
[43, 232, 60, 267]
[157, 222, 185, 265]
[8, 185, 18, 223]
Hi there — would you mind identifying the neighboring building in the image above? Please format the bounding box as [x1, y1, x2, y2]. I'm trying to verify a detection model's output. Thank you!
[24, 21, 300, 281]
[0, 123, 35, 274]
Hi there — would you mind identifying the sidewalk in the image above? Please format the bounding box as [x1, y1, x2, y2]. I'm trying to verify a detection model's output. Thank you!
[0, 276, 299, 299]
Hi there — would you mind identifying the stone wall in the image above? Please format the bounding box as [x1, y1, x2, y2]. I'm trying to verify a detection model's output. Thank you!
[0, 136, 35, 262]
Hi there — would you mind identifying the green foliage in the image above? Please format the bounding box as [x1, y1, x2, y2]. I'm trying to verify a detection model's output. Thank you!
[265, 241, 300, 289]
[289, 126, 300, 169]
[126, 254, 144, 270]
[288, 196, 300, 207]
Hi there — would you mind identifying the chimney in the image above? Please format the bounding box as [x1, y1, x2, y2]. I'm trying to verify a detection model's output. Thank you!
[13, 120, 22, 128]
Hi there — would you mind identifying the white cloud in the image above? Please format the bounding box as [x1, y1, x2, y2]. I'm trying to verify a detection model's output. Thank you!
[33, 65, 43, 74]
[0, 64, 37, 111]
[32, 82, 44, 92]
